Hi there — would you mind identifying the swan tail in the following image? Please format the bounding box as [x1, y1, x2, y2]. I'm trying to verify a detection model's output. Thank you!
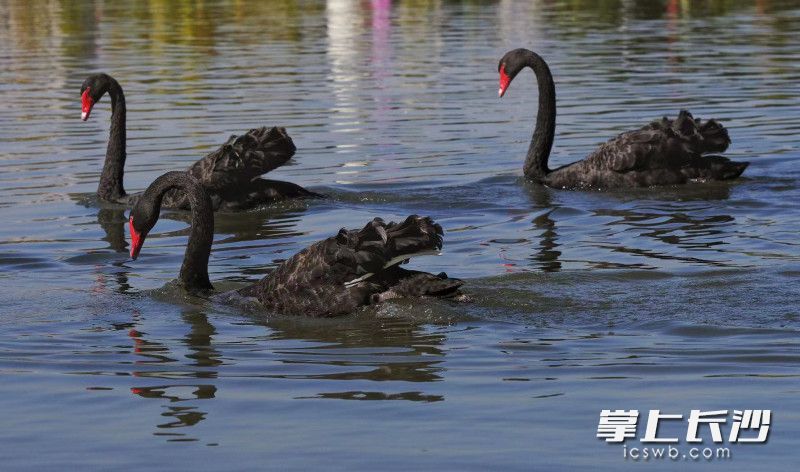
[696, 118, 731, 154]
[348, 216, 464, 299]
[668, 110, 732, 155]
[370, 269, 464, 303]
[394, 270, 464, 297]
[188, 126, 297, 190]
[644, 110, 731, 156]
[682, 155, 749, 181]
[341, 215, 445, 285]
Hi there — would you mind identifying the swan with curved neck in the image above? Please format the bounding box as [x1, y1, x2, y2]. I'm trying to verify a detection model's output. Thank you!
[129, 172, 213, 290]
[81, 73, 320, 210]
[498, 48, 749, 189]
[129, 172, 463, 316]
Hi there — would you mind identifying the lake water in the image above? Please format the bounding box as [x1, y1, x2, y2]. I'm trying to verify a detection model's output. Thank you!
[1, 0, 799, 469]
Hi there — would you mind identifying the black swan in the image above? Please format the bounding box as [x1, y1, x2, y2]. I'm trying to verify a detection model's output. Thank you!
[80, 73, 320, 211]
[497, 48, 749, 189]
[128, 171, 464, 317]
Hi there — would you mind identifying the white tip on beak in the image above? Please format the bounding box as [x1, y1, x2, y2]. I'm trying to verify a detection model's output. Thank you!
[81, 111, 88, 121]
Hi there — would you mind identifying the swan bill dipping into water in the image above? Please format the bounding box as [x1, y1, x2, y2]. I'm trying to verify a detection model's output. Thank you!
[498, 48, 749, 189]
[128, 172, 464, 317]
[80, 73, 321, 211]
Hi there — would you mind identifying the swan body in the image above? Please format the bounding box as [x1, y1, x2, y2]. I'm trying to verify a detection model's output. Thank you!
[128, 172, 463, 317]
[498, 48, 749, 189]
[80, 73, 320, 211]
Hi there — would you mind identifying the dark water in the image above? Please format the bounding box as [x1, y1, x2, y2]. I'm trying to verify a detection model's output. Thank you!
[1, 0, 799, 469]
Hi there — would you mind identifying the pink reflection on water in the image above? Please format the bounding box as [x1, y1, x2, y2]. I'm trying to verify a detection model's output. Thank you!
[369, 0, 397, 163]
[370, 0, 392, 92]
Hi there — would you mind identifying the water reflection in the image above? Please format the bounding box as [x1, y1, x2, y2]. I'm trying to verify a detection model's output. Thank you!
[90, 263, 133, 294]
[128, 309, 221, 440]
[97, 207, 128, 253]
[523, 183, 562, 272]
[262, 315, 447, 384]
[119, 307, 450, 441]
[181, 310, 223, 369]
[477, 178, 752, 272]
[131, 384, 217, 438]
[538, 0, 785, 28]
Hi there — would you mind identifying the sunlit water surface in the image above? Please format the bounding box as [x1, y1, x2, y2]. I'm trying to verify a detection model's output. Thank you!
[1, 0, 799, 469]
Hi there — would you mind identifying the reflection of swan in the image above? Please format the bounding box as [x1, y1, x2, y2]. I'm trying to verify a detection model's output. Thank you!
[129, 172, 463, 316]
[518, 179, 738, 271]
[128, 309, 220, 438]
[96, 207, 128, 252]
[531, 210, 560, 272]
[498, 48, 749, 189]
[88, 262, 133, 295]
[124, 308, 450, 447]
[591, 205, 737, 267]
[131, 384, 217, 430]
[260, 315, 448, 398]
[80, 73, 319, 210]
[522, 183, 562, 272]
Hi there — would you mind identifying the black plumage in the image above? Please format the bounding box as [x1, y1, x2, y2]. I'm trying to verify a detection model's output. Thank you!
[237, 215, 463, 316]
[498, 48, 749, 189]
[128, 172, 463, 317]
[80, 73, 320, 211]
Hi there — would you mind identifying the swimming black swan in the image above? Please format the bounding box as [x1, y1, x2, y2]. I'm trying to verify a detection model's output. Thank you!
[497, 48, 749, 189]
[80, 73, 319, 210]
[128, 171, 464, 317]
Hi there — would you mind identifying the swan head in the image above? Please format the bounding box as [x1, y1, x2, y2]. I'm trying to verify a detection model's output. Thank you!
[497, 48, 534, 97]
[79, 73, 113, 121]
[128, 200, 160, 260]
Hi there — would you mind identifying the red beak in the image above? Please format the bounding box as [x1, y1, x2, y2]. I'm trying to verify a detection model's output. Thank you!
[129, 216, 145, 260]
[499, 65, 511, 98]
[81, 88, 94, 121]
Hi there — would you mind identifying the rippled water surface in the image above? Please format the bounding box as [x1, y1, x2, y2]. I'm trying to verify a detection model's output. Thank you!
[1, 0, 799, 469]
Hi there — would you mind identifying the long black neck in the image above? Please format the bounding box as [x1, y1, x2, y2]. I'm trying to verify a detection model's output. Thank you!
[145, 172, 214, 290]
[522, 51, 556, 181]
[98, 77, 127, 201]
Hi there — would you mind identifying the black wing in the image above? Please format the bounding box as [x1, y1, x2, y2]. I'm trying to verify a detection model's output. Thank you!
[239, 215, 447, 316]
[186, 126, 297, 191]
[583, 110, 731, 173]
